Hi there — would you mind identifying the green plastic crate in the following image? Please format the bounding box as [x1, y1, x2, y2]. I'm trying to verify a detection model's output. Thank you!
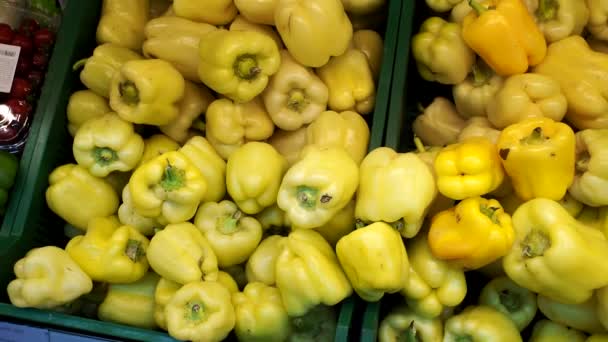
[0, 0, 401, 341]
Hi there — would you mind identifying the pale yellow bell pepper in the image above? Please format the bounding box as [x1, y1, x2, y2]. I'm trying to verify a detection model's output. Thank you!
[66, 90, 111, 137]
[138, 134, 180, 167]
[245, 235, 286, 286]
[229, 15, 283, 50]
[586, 0, 608, 42]
[179, 136, 227, 203]
[413, 97, 467, 147]
[172, 0, 237, 25]
[341, 0, 385, 14]
[234, 0, 278, 25]
[352, 29, 384, 80]
[154, 277, 181, 330]
[96, 0, 148, 52]
[458, 117, 501, 145]
[268, 127, 308, 167]
[453, 60, 505, 118]
[314, 199, 356, 246]
[118, 186, 160, 236]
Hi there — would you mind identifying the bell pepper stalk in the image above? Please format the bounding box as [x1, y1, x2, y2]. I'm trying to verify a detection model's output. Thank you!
[7, 246, 93, 309]
[457, 117, 501, 145]
[66, 216, 150, 283]
[429, 197, 515, 270]
[597, 286, 608, 331]
[401, 233, 468, 318]
[275, 0, 353, 68]
[378, 305, 444, 342]
[233, 0, 277, 25]
[413, 97, 467, 147]
[355, 146, 437, 238]
[226, 142, 288, 215]
[314, 199, 356, 246]
[503, 198, 608, 304]
[154, 277, 182, 330]
[118, 186, 160, 237]
[96, 0, 148, 51]
[232, 282, 290, 342]
[245, 235, 287, 286]
[229, 15, 283, 50]
[275, 229, 352, 316]
[165, 281, 236, 342]
[453, 59, 504, 118]
[205, 97, 275, 160]
[434, 137, 505, 200]
[147, 222, 219, 284]
[138, 134, 180, 167]
[587, 0, 608, 42]
[412, 17, 475, 85]
[66, 90, 112, 136]
[538, 294, 606, 334]
[46, 164, 119, 230]
[277, 146, 359, 229]
[128, 150, 207, 223]
[0, 151, 18, 214]
[173, 0, 237, 25]
[529, 319, 587, 342]
[569, 129, 608, 207]
[479, 276, 537, 331]
[268, 126, 308, 167]
[425, 0, 463, 12]
[262, 49, 329, 131]
[531, 0, 590, 43]
[179, 136, 227, 203]
[497, 117, 576, 201]
[444, 305, 523, 342]
[98, 272, 160, 329]
[197, 29, 280, 103]
[193, 200, 263, 268]
[72, 113, 145, 177]
[317, 48, 376, 115]
[352, 29, 384, 81]
[109, 59, 186, 126]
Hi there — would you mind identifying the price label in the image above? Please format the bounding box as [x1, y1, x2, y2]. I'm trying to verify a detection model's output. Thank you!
[0, 43, 21, 93]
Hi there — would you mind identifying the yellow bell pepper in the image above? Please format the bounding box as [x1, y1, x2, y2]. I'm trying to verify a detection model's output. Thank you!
[497, 117, 576, 201]
[341, 0, 385, 14]
[206, 97, 275, 160]
[586, 0, 608, 42]
[487, 73, 568, 129]
[245, 235, 286, 286]
[109, 59, 185, 126]
[538, 294, 606, 334]
[96, 0, 148, 51]
[352, 30, 383, 82]
[530, 0, 590, 43]
[66, 90, 111, 136]
[165, 281, 236, 342]
[560, 193, 586, 217]
[73, 113, 144, 177]
[179, 136, 226, 203]
[229, 15, 283, 50]
[429, 197, 515, 270]
[569, 129, 608, 207]
[262, 50, 329, 131]
[356, 146, 437, 238]
[401, 233, 467, 318]
[198, 29, 280, 103]
[173, 0, 237, 25]
[226, 142, 288, 214]
[276, 229, 352, 316]
[142, 16, 216, 83]
[234, 0, 278, 25]
[378, 304, 444, 342]
[425, 0, 463, 12]
[336, 222, 409, 302]
[154, 277, 181, 330]
[268, 127, 308, 167]
[7, 246, 93, 309]
[530, 319, 587, 342]
[232, 282, 290, 342]
[306, 110, 370, 165]
[275, 0, 353, 68]
[503, 198, 608, 304]
[576, 206, 608, 236]
[138, 134, 180, 167]
[194, 200, 263, 268]
[98, 272, 160, 329]
[598, 286, 608, 331]
[413, 97, 467, 147]
[314, 199, 356, 246]
[317, 48, 376, 115]
[118, 186, 159, 236]
[462, 0, 547, 76]
[434, 137, 505, 200]
[46, 164, 119, 230]
[277, 146, 359, 229]
[66, 216, 150, 283]
[457, 117, 501, 145]
[444, 305, 523, 342]
[147, 222, 219, 284]
[128, 151, 207, 223]
[216, 271, 240, 295]
[453, 59, 504, 118]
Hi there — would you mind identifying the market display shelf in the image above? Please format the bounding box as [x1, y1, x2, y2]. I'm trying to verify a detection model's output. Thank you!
[0, 0, 403, 341]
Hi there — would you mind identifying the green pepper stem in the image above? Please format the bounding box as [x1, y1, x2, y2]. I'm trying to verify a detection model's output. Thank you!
[287, 89, 308, 112]
[160, 161, 185, 192]
[469, 0, 488, 15]
[187, 301, 205, 321]
[72, 58, 88, 71]
[219, 210, 243, 235]
[480, 205, 500, 224]
[296, 186, 320, 209]
[405, 321, 419, 342]
[536, 0, 559, 22]
[414, 136, 426, 153]
[471, 61, 491, 87]
[125, 239, 145, 262]
[93, 147, 118, 166]
[521, 230, 551, 258]
[119, 81, 140, 106]
[234, 54, 261, 80]
[520, 127, 546, 145]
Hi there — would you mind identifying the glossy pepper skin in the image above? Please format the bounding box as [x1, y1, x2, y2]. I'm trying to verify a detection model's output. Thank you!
[463, 0, 546, 76]
[538, 294, 606, 334]
[234, 0, 278, 25]
[277, 146, 359, 229]
[275, 0, 353, 68]
[232, 282, 290, 342]
[479, 276, 537, 331]
[529, 319, 587, 342]
[336, 222, 409, 302]
[147, 222, 219, 284]
[0, 151, 17, 215]
[434, 137, 505, 200]
[245, 235, 286, 286]
[378, 305, 444, 342]
[128, 151, 206, 223]
[226, 142, 288, 214]
[165, 281, 235, 342]
[429, 197, 514, 270]
[262, 50, 328, 131]
[353, 29, 384, 81]
[118, 186, 159, 237]
[66, 216, 150, 283]
[413, 97, 467, 147]
[487, 73, 568, 129]
[7, 246, 93, 309]
[531, 0, 589, 43]
[173, 0, 237, 25]
[453, 59, 504, 118]
[503, 198, 608, 304]
[426, 0, 462, 12]
[110, 59, 185, 126]
[154, 277, 181, 330]
[96, 0, 148, 51]
[194, 200, 263, 268]
[46, 164, 119, 230]
[138, 134, 180, 166]
[314, 199, 356, 246]
[401, 233, 467, 318]
[587, 0, 608, 42]
[569, 129, 608, 207]
[229, 16, 284, 50]
[356, 147, 436, 238]
[198, 29, 280, 103]
[205, 97, 275, 160]
[444, 305, 523, 342]
[497, 117, 576, 201]
[73, 113, 144, 177]
[66, 90, 111, 136]
[275, 229, 352, 316]
[317, 48, 376, 115]
[98, 272, 160, 329]
[179, 136, 227, 203]
[458, 117, 501, 145]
